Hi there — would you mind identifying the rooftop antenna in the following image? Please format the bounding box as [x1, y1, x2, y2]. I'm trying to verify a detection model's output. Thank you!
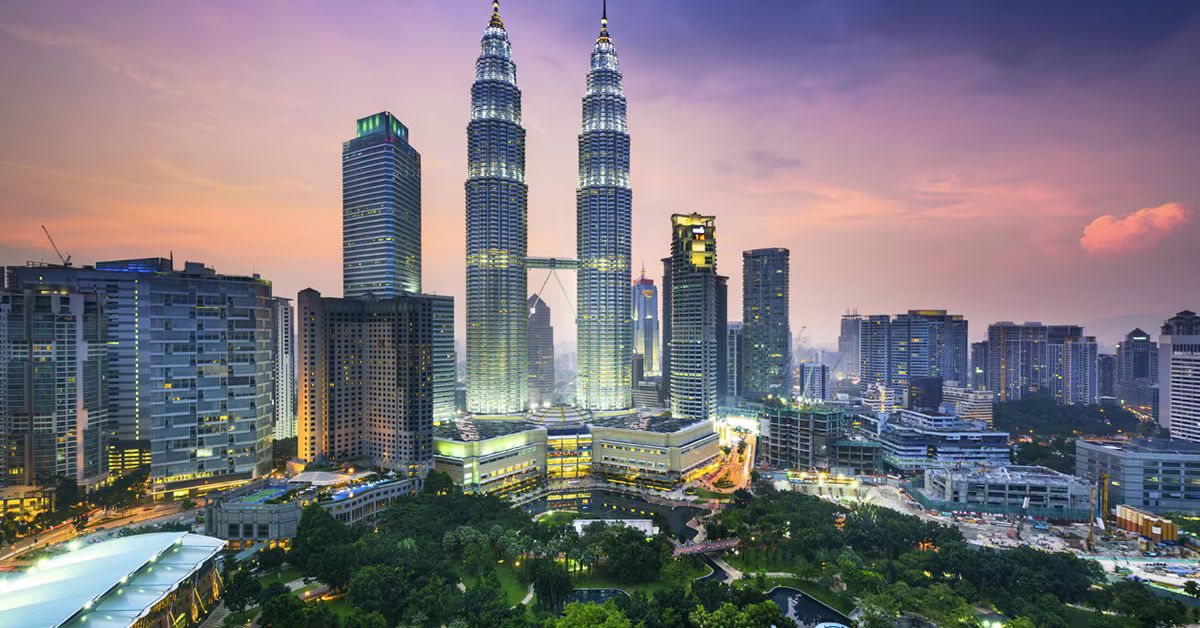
[40, 225, 72, 267]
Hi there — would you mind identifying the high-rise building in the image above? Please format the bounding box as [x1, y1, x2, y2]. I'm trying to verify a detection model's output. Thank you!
[716, 275, 729, 400]
[1098, 353, 1116, 399]
[1, 287, 108, 488]
[1116, 328, 1158, 414]
[527, 294, 555, 408]
[858, 310, 966, 398]
[342, 112, 421, 298]
[860, 315, 891, 387]
[797, 363, 830, 401]
[297, 289, 435, 477]
[1060, 335, 1098, 405]
[631, 271, 660, 377]
[430, 296, 456, 423]
[667, 214, 720, 421]
[907, 376, 943, 411]
[271, 297, 297, 440]
[1160, 311, 1200, 440]
[660, 256, 673, 407]
[576, 5, 632, 411]
[837, 312, 862, 380]
[943, 383, 995, 425]
[7, 260, 274, 494]
[466, 1, 528, 414]
[971, 341, 989, 390]
[727, 322, 744, 399]
[985, 322, 1050, 401]
[741, 248, 790, 400]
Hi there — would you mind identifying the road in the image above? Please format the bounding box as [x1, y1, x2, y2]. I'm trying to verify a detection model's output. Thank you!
[1, 502, 188, 566]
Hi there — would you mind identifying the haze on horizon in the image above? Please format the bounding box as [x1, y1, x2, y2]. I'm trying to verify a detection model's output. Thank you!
[1, 0, 1198, 348]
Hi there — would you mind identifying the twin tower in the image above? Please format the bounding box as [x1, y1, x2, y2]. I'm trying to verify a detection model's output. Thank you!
[466, 1, 632, 414]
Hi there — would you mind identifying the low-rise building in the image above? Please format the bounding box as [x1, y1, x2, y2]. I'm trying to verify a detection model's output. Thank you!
[756, 402, 848, 471]
[434, 419, 547, 498]
[868, 408, 1010, 472]
[919, 465, 1091, 520]
[1076, 438, 1200, 512]
[588, 415, 720, 489]
[942, 383, 994, 425]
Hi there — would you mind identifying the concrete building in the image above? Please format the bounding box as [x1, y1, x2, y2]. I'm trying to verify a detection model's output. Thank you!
[942, 383, 995, 425]
[527, 294, 555, 408]
[589, 414, 720, 489]
[919, 465, 1091, 520]
[866, 408, 1010, 472]
[836, 311, 862, 380]
[667, 214, 721, 421]
[466, 2, 529, 415]
[797, 362, 830, 401]
[434, 418, 547, 498]
[0, 532, 225, 628]
[1076, 438, 1200, 512]
[1159, 311, 1200, 440]
[858, 311, 967, 392]
[756, 403, 848, 471]
[342, 112, 421, 298]
[270, 297, 296, 440]
[907, 376, 943, 411]
[741, 248, 790, 400]
[1, 287, 108, 489]
[297, 289, 436, 478]
[985, 322, 1050, 401]
[727, 322, 744, 399]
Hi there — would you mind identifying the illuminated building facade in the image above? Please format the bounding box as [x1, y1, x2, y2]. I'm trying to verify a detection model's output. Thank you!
[984, 322, 1050, 401]
[837, 312, 862, 380]
[466, 2, 529, 415]
[741, 248, 790, 400]
[297, 288, 435, 478]
[667, 214, 720, 421]
[1, 287, 108, 488]
[631, 271, 660, 377]
[1116, 328, 1158, 415]
[434, 419, 547, 498]
[1160, 310, 1200, 440]
[576, 6, 633, 411]
[342, 112, 421, 298]
[270, 297, 296, 440]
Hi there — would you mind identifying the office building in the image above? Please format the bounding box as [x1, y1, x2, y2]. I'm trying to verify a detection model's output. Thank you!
[270, 297, 296, 440]
[919, 466, 1091, 521]
[1062, 335, 1098, 405]
[659, 256, 673, 407]
[970, 340, 989, 390]
[631, 270, 660, 377]
[716, 274, 729, 400]
[1098, 353, 1116, 399]
[907, 376, 943, 411]
[297, 289, 436, 478]
[865, 408, 1010, 472]
[797, 362, 830, 401]
[1, 287, 108, 488]
[576, 5, 633, 412]
[7, 260, 275, 495]
[860, 315, 891, 387]
[466, 1, 529, 414]
[1160, 310, 1200, 440]
[342, 112, 421, 298]
[727, 322, 744, 399]
[667, 214, 721, 421]
[858, 311, 967, 391]
[1117, 328, 1159, 416]
[431, 296, 456, 422]
[527, 294, 555, 408]
[1077, 438, 1200, 512]
[942, 383, 994, 425]
[836, 311, 862, 380]
[630, 354, 662, 408]
[741, 248, 790, 400]
[985, 322, 1050, 401]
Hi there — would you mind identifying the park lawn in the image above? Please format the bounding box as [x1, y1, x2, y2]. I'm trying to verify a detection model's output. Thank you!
[457, 565, 529, 606]
[257, 566, 305, 586]
[722, 551, 796, 575]
[538, 511, 580, 527]
[735, 576, 856, 616]
[687, 487, 734, 501]
[1063, 606, 1115, 627]
[324, 598, 355, 619]
[574, 559, 711, 594]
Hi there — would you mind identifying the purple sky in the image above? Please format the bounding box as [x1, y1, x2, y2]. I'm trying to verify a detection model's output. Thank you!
[1, 0, 1198, 348]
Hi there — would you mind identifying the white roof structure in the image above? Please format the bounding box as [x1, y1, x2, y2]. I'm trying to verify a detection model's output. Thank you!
[0, 531, 225, 628]
[573, 518, 659, 536]
[288, 470, 372, 486]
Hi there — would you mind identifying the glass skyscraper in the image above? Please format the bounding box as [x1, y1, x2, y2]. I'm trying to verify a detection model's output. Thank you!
[576, 6, 632, 411]
[668, 214, 720, 421]
[741, 248, 790, 400]
[343, 111, 421, 297]
[466, 1, 529, 414]
[631, 271, 659, 377]
[527, 294, 555, 407]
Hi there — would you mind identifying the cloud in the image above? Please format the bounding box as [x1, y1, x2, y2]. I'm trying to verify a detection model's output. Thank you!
[1080, 202, 1192, 255]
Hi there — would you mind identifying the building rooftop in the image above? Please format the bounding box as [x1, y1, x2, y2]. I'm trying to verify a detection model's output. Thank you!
[0, 532, 224, 628]
[1080, 438, 1200, 455]
[933, 464, 1087, 486]
[588, 413, 707, 433]
[434, 417, 542, 442]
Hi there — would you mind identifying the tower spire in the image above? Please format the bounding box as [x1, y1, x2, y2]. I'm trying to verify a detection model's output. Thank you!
[489, 0, 504, 29]
[598, 0, 610, 43]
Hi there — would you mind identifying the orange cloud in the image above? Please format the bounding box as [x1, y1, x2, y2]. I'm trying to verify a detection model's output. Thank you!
[1080, 202, 1192, 255]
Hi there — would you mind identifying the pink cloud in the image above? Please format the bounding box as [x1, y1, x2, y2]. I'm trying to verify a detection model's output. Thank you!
[1080, 202, 1192, 255]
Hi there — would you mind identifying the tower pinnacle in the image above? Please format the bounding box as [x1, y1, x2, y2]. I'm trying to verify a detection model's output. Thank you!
[599, 0, 610, 43]
[489, 0, 504, 29]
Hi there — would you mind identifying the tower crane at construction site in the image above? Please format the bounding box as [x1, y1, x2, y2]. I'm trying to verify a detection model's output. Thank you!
[41, 225, 72, 267]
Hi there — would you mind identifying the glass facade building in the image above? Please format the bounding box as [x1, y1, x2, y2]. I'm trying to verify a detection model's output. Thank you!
[466, 2, 529, 414]
[270, 297, 296, 440]
[667, 214, 721, 421]
[741, 248, 790, 400]
[631, 271, 659, 377]
[576, 8, 633, 411]
[527, 294, 555, 407]
[342, 112, 421, 298]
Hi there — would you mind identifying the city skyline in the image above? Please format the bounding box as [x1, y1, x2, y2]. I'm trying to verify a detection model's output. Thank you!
[2, 1, 1199, 347]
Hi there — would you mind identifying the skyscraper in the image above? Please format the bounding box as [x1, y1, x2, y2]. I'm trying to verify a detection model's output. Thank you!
[727, 322, 744, 399]
[271, 297, 296, 440]
[576, 5, 632, 411]
[297, 289, 435, 476]
[527, 294, 555, 407]
[631, 271, 660, 377]
[860, 315, 892, 388]
[1062, 335, 1098, 405]
[1, 287, 108, 488]
[1160, 310, 1200, 440]
[1116, 328, 1158, 413]
[985, 322, 1050, 401]
[668, 214, 720, 421]
[971, 341, 989, 390]
[343, 112, 421, 298]
[741, 248, 790, 400]
[466, 1, 528, 414]
[797, 362, 830, 401]
[1098, 353, 1116, 399]
[837, 311, 862, 380]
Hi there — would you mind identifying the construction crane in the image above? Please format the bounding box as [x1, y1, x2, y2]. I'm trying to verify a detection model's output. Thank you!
[41, 225, 72, 267]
